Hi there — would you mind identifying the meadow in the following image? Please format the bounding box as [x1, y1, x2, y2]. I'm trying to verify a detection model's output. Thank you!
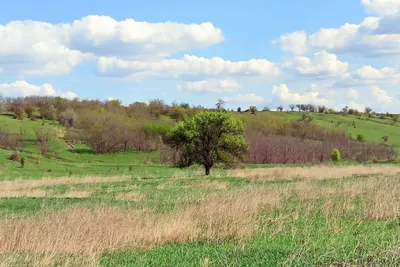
[1, 103, 400, 266]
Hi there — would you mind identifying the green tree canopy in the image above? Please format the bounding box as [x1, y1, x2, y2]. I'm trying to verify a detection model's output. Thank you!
[168, 111, 248, 175]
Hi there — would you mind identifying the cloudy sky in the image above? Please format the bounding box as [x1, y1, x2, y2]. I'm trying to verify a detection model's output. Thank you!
[1, 0, 400, 111]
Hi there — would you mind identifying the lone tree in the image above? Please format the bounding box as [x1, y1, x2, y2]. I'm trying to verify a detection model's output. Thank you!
[216, 99, 226, 111]
[168, 111, 248, 176]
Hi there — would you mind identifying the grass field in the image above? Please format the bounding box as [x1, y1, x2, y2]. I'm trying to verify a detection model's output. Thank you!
[0, 165, 399, 266]
[1, 112, 400, 266]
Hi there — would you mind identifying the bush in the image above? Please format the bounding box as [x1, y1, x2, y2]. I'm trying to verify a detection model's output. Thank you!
[357, 134, 364, 142]
[20, 156, 25, 168]
[25, 106, 36, 118]
[0, 128, 21, 150]
[330, 148, 341, 164]
[59, 107, 78, 127]
[9, 152, 21, 162]
[39, 104, 57, 120]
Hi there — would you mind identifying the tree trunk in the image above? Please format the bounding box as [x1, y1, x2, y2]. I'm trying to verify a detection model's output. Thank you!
[205, 166, 211, 176]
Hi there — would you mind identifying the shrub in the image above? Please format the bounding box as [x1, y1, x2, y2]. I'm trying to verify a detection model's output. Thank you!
[25, 106, 36, 118]
[0, 128, 21, 150]
[59, 107, 78, 127]
[330, 148, 341, 164]
[39, 104, 57, 120]
[249, 106, 257, 115]
[357, 134, 364, 142]
[20, 156, 25, 168]
[9, 152, 21, 162]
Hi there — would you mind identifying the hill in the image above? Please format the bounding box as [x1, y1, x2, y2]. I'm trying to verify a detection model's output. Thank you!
[1, 109, 399, 180]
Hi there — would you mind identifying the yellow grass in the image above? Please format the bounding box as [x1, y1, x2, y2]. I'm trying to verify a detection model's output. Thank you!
[0, 188, 284, 255]
[0, 176, 130, 192]
[229, 165, 400, 181]
[0, 190, 92, 199]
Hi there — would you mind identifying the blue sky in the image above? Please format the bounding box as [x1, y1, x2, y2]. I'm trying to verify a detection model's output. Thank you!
[1, 0, 400, 111]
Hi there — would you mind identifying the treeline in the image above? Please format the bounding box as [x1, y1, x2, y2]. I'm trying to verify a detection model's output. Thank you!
[0, 95, 397, 165]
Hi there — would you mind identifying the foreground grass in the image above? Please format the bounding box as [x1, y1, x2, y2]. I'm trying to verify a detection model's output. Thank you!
[0, 165, 399, 266]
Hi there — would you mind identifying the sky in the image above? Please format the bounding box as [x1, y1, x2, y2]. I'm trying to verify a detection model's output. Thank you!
[1, 0, 400, 111]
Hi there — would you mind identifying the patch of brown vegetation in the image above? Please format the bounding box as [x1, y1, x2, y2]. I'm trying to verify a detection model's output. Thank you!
[0, 190, 92, 199]
[229, 165, 400, 181]
[115, 192, 145, 202]
[0, 176, 131, 192]
[0, 187, 285, 255]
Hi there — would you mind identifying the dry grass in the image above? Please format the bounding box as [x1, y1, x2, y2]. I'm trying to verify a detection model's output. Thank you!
[229, 165, 400, 181]
[0, 187, 284, 255]
[0, 176, 130, 192]
[115, 192, 145, 202]
[0, 190, 92, 199]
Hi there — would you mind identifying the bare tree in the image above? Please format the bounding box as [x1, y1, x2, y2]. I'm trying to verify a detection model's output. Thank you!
[216, 99, 226, 111]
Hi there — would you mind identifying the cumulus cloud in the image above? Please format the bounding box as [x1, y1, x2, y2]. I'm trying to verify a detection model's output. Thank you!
[280, 16, 400, 57]
[346, 88, 360, 99]
[279, 31, 308, 55]
[0, 81, 78, 99]
[283, 51, 349, 78]
[355, 65, 400, 81]
[0, 16, 224, 76]
[225, 93, 264, 105]
[68, 16, 224, 59]
[0, 21, 89, 76]
[370, 86, 393, 104]
[271, 84, 330, 105]
[362, 0, 400, 17]
[180, 79, 241, 93]
[96, 55, 281, 80]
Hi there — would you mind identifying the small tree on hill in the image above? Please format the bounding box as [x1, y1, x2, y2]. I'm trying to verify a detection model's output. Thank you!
[168, 111, 248, 176]
[393, 115, 399, 124]
[249, 106, 257, 115]
[365, 107, 372, 114]
[330, 148, 341, 164]
[289, 104, 295, 112]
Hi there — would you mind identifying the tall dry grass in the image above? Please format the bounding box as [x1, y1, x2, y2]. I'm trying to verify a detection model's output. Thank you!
[0, 176, 130, 192]
[229, 165, 400, 181]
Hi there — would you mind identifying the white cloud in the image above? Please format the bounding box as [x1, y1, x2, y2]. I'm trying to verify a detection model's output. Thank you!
[0, 21, 89, 76]
[362, 0, 400, 17]
[283, 51, 349, 78]
[279, 31, 308, 55]
[355, 65, 400, 81]
[68, 15, 224, 59]
[97, 55, 281, 79]
[0, 80, 78, 99]
[346, 88, 360, 99]
[225, 93, 264, 105]
[0, 16, 224, 76]
[370, 86, 393, 104]
[181, 79, 241, 93]
[281, 16, 400, 57]
[271, 84, 330, 105]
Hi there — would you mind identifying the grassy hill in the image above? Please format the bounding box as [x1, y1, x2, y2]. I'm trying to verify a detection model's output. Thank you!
[1, 111, 399, 180]
[238, 111, 400, 149]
